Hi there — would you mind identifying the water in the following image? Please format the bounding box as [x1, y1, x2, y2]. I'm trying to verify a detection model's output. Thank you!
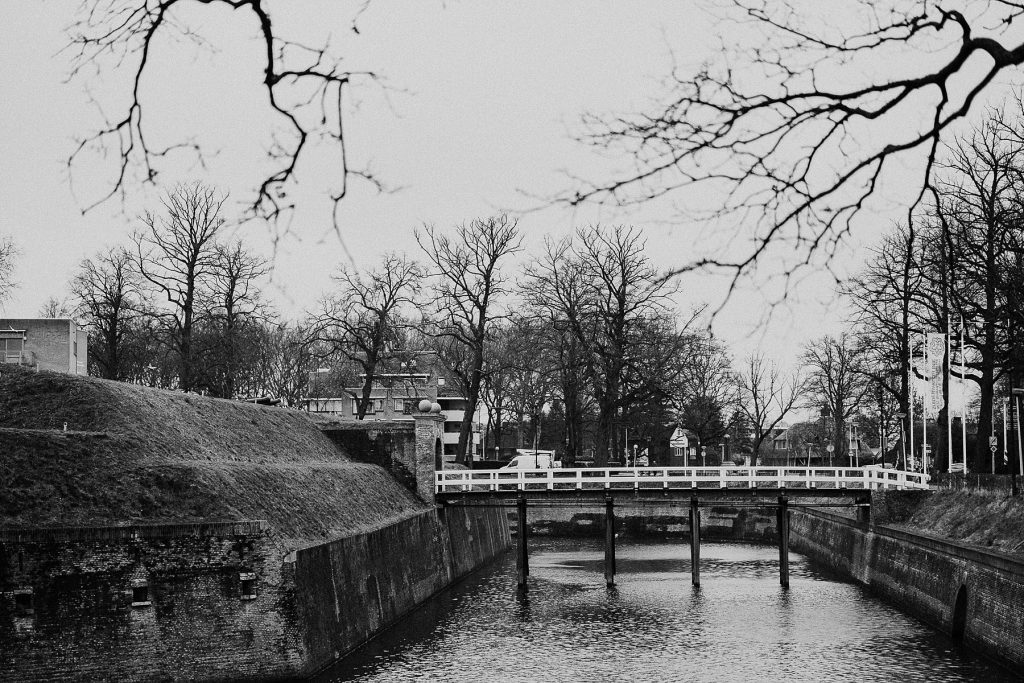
[320, 539, 1015, 682]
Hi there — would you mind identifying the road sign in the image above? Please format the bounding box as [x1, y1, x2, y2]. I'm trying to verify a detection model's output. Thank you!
[989, 435, 998, 448]
[825, 444, 834, 452]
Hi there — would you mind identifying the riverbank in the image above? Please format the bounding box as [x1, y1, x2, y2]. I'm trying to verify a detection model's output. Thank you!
[790, 507, 1024, 672]
[0, 368, 511, 680]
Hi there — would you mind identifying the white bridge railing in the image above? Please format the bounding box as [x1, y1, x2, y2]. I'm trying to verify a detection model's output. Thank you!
[436, 465, 929, 494]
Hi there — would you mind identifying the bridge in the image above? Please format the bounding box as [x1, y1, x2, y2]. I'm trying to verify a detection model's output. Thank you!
[435, 465, 929, 590]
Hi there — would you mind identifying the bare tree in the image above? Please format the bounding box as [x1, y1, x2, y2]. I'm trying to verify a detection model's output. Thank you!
[523, 226, 691, 465]
[66, 1, 383, 229]
[313, 253, 422, 419]
[38, 296, 74, 319]
[674, 333, 735, 450]
[248, 322, 318, 406]
[72, 246, 141, 380]
[203, 240, 270, 398]
[133, 182, 226, 391]
[844, 222, 925, 462]
[734, 354, 803, 465]
[803, 334, 871, 464]
[565, 2, 1024, 300]
[418, 215, 522, 463]
[0, 235, 16, 305]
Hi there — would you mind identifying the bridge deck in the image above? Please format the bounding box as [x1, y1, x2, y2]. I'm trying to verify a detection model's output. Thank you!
[436, 465, 928, 503]
[437, 487, 870, 506]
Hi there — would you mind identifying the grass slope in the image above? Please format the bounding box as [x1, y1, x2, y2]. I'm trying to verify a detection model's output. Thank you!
[0, 367, 426, 548]
[896, 489, 1024, 557]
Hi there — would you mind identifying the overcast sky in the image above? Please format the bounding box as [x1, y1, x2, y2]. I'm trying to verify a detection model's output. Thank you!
[3, 1, 1007, 365]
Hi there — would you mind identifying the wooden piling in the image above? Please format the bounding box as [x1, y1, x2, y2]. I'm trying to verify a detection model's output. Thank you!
[604, 497, 615, 587]
[517, 495, 528, 587]
[689, 497, 701, 587]
[778, 495, 789, 588]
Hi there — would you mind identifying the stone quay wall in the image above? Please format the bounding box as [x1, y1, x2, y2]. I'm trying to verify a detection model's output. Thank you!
[293, 505, 510, 674]
[789, 508, 1024, 672]
[0, 507, 510, 681]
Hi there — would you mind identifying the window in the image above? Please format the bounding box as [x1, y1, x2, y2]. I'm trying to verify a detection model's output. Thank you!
[352, 399, 359, 415]
[131, 580, 151, 607]
[394, 399, 404, 411]
[240, 572, 257, 600]
[14, 589, 33, 616]
[403, 400, 415, 415]
[0, 333, 25, 364]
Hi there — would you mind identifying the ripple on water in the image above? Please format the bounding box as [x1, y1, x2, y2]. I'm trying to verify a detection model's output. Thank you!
[319, 539, 1017, 682]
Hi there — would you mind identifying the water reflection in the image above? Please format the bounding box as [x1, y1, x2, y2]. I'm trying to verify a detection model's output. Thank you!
[320, 540, 1015, 682]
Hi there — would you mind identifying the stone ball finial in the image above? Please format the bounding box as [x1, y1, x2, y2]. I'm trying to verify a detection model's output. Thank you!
[418, 399, 433, 413]
[429, 402, 442, 414]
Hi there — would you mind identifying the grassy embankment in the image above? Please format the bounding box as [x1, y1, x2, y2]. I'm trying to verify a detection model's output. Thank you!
[0, 366, 426, 549]
[890, 489, 1024, 557]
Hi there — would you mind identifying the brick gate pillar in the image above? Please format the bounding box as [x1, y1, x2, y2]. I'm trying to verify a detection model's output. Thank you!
[412, 402, 445, 503]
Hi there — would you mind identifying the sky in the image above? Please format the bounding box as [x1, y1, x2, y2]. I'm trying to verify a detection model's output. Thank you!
[0, 1, 1016, 366]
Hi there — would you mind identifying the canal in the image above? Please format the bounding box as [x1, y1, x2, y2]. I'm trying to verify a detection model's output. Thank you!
[319, 539, 1015, 681]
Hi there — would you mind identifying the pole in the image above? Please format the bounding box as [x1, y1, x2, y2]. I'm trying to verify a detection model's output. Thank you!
[777, 495, 790, 588]
[960, 317, 968, 474]
[1003, 398, 1009, 470]
[1016, 396, 1023, 478]
[604, 498, 615, 587]
[922, 331, 929, 475]
[516, 495, 528, 588]
[947, 322, 953, 472]
[689, 497, 701, 587]
[909, 338, 915, 471]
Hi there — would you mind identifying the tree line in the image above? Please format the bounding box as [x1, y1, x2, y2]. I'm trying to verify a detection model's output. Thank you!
[33, 177, 982, 469]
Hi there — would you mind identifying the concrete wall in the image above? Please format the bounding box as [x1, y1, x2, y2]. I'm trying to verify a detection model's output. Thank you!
[292, 505, 510, 675]
[790, 509, 1024, 671]
[0, 319, 86, 374]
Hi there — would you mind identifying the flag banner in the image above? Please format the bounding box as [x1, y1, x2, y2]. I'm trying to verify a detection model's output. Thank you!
[926, 333, 945, 414]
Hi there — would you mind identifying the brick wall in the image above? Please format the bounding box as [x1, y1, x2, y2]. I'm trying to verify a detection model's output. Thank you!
[790, 509, 1024, 671]
[0, 522, 305, 681]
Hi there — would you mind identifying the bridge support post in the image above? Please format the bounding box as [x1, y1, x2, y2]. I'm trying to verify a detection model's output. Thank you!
[856, 494, 871, 526]
[689, 497, 701, 587]
[517, 494, 528, 588]
[777, 495, 789, 588]
[604, 498, 615, 587]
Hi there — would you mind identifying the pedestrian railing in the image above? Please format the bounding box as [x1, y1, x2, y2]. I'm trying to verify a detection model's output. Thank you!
[435, 465, 929, 493]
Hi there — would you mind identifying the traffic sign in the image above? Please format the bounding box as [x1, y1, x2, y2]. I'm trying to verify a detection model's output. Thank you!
[825, 444, 834, 452]
[989, 435, 998, 448]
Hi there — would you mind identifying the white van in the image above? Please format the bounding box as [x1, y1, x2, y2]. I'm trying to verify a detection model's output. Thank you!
[500, 451, 560, 470]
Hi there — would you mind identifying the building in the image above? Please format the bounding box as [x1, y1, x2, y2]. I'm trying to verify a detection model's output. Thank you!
[303, 352, 480, 462]
[0, 318, 87, 375]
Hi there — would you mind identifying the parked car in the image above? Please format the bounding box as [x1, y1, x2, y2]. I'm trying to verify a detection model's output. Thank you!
[500, 452, 561, 469]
